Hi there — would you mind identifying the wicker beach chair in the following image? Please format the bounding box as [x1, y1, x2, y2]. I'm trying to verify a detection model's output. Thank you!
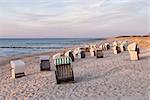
[84, 45, 90, 52]
[40, 56, 51, 71]
[96, 49, 103, 58]
[120, 44, 126, 52]
[112, 41, 121, 54]
[10, 60, 25, 79]
[112, 46, 121, 54]
[128, 43, 140, 60]
[90, 48, 95, 56]
[73, 48, 85, 59]
[54, 57, 74, 84]
[104, 43, 110, 50]
[65, 50, 74, 61]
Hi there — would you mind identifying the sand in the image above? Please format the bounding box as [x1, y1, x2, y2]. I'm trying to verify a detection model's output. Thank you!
[0, 38, 150, 100]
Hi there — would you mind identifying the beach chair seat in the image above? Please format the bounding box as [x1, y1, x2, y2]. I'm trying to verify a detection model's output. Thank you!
[54, 57, 74, 84]
[10, 60, 25, 79]
[128, 43, 140, 60]
[40, 56, 51, 71]
[96, 49, 103, 58]
[129, 51, 139, 60]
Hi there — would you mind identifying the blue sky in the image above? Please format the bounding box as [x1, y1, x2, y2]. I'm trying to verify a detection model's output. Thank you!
[0, 0, 149, 38]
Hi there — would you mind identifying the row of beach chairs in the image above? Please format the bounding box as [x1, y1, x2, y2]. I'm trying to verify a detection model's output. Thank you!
[10, 41, 140, 84]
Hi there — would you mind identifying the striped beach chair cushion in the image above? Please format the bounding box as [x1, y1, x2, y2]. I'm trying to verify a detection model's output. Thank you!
[54, 57, 72, 65]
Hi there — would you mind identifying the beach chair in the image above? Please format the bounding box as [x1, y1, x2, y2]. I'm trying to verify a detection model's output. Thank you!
[65, 50, 74, 61]
[123, 41, 128, 50]
[54, 57, 74, 84]
[78, 48, 85, 58]
[73, 48, 85, 59]
[90, 48, 95, 56]
[120, 41, 128, 52]
[104, 43, 110, 50]
[10, 60, 25, 79]
[90, 44, 97, 49]
[84, 45, 90, 52]
[120, 44, 126, 52]
[40, 56, 51, 71]
[112, 41, 121, 54]
[96, 49, 103, 58]
[99, 45, 103, 51]
[128, 43, 140, 60]
[112, 46, 121, 54]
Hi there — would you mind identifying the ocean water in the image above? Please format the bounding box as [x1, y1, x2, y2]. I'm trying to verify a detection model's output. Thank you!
[0, 38, 103, 57]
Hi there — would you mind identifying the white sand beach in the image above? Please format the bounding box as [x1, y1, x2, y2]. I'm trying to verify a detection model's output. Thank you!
[0, 37, 150, 100]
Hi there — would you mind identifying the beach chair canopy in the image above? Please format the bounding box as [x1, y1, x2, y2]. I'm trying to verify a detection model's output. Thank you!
[128, 42, 137, 51]
[112, 41, 118, 46]
[54, 57, 72, 65]
[53, 53, 61, 60]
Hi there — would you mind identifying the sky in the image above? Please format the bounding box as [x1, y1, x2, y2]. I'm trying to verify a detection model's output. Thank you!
[0, 0, 149, 38]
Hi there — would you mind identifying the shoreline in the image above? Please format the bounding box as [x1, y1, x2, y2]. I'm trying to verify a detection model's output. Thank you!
[0, 36, 149, 66]
[0, 39, 106, 66]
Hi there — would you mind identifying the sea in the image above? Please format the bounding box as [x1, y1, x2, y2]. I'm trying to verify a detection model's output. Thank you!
[0, 38, 104, 57]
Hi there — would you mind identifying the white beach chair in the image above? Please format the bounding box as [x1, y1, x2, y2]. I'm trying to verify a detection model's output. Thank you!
[112, 41, 121, 54]
[39, 56, 51, 71]
[10, 60, 25, 79]
[90, 48, 95, 56]
[73, 48, 85, 58]
[120, 41, 128, 52]
[104, 43, 110, 50]
[128, 42, 139, 60]
[65, 50, 74, 61]
[120, 44, 125, 52]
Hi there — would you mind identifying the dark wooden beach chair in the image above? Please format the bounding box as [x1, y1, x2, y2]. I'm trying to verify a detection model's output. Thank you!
[80, 50, 85, 58]
[96, 49, 103, 58]
[69, 51, 75, 62]
[40, 56, 51, 71]
[54, 57, 74, 84]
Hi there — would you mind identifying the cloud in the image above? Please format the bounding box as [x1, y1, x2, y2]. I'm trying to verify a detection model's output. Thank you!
[0, 0, 149, 38]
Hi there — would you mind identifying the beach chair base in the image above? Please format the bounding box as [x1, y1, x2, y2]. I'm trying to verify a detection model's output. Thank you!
[55, 64, 74, 84]
[15, 72, 25, 78]
[97, 56, 103, 58]
[55, 71, 74, 84]
[129, 51, 139, 61]
[40, 60, 51, 71]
